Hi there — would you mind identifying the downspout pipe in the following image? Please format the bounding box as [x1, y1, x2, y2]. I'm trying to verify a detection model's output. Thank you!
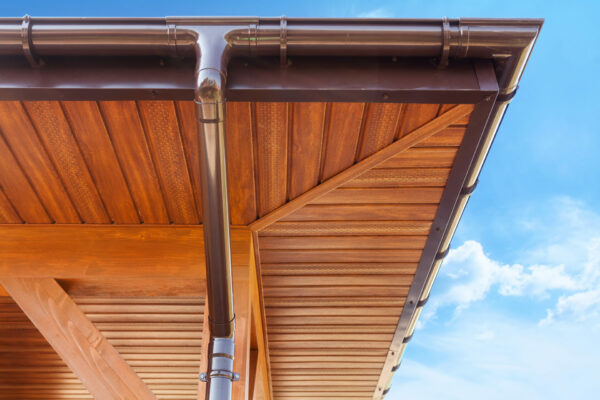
[0, 15, 542, 400]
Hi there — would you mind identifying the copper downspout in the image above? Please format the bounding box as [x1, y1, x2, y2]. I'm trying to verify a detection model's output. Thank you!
[0, 16, 542, 400]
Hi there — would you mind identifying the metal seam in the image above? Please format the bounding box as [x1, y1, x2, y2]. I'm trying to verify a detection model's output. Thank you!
[21, 15, 41, 68]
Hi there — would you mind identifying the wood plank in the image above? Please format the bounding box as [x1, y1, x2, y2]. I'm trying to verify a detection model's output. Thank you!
[264, 286, 409, 298]
[0, 278, 156, 400]
[262, 275, 414, 287]
[415, 126, 465, 147]
[345, 168, 451, 188]
[314, 187, 443, 204]
[282, 204, 437, 222]
[174, 101, 204, 221]
[250, 104, 473, 231]
[260, 264, 417, 276]
[137, 101, 199, 224]
[62, 101, 140, 224]
[225, 102, 258, 225]
[0, 225, 252, 278]
[260, 221, 431, 236]
[233, 267, 251, 400]
[260, 249, 422, 263]
[320, 103, 365, 181]
[397, 104, 440, 138]
[0, 188, 21, 223]
[377, 146, 459, 168]
[0, 133, 50, 223]
[0, 101, 80, 223]
[23, 101, 110, 223]
[265, 307, 401, 317]
[250, 233, 273, 400]
[357, 104, 402, 160]
[288, 103, 326, 199]
[98, 101, 169, 224]
[255, 102, 289, 216]
[59, 279, 206, 297]
[258, 235, 427, 250]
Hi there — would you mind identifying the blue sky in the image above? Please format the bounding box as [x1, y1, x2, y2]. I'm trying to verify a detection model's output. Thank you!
[2, 1, 599, 399]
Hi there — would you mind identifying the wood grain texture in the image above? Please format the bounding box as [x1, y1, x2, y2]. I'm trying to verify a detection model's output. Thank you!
[23, 101, 110, 223]
[260, 221, 431, 236]
[61, 101, 140, 224]
[357, 103, 403, 160]
[282, 204, 437, 222]
[0, 225, 252, 278]
[174, 101, 204, 222]
[250, 104, 473, 231]
[397, 104, 441, 138]
[288, 103, 326, 199]
[98, 101, 169, 224]
[0, 101, 79, 223]
[226, 102, 258, 225]
[0, 295, 204, 399]
[0, 188, 21, 223]
[378, 147, 459, 168]
[0, 278, 157, 400]
[259, 235, 427, 250]
[255, 102, 289, 217]
[346, 168, 451, 188]
[320, 103, 365, 181]
[0, 133, 49, 223]
[137, 101, 199, 224]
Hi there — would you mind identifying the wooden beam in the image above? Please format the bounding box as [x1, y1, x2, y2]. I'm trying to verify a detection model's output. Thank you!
[0, 225, 252, 278]
[0, 278, 156, 400]
[233, 267, 251, 400]
[249, 104, 474, 231]
[250, 232, 273, 400]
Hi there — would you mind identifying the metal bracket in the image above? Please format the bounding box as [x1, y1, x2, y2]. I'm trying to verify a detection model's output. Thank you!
[497, 88, 518, 103]
[437, 17, 450, 69]
[199, 371, 240, 382]
[461, 179, 479, 196]
[21, 15, 42, 68]
[382, 387, 391, 396]
[435, 247, 450, 261]
[402, 334, 413, 344]
[417, 295, 429, 308]
[280, 16, 288, 67]
[391, 362, 401, 372]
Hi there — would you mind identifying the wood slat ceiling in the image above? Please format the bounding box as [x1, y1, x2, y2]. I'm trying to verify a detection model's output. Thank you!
[0, 100, 474, 400]
[0, 295, 204, 400]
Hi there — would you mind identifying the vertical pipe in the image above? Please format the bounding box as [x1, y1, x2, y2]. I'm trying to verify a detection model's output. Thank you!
[195, 46, 237, 400]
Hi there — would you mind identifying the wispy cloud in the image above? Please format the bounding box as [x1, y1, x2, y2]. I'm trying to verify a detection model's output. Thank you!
[357, 8, 393, 18]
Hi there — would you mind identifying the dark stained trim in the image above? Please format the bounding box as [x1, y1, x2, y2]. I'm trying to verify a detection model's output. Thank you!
[374, 60, 499, 397]
[0, 56, 492, 103]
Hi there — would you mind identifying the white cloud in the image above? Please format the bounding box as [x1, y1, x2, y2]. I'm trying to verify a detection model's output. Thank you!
[422, 197, 600, 325]
[390, 310, 600, 400]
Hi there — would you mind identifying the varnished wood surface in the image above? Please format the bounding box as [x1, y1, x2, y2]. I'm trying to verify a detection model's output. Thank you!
[0, 225, 251, 278]
[0, 279, 157, 400]
[0, 100, 475, 400]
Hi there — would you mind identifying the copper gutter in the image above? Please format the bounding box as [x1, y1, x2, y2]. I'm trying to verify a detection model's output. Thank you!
[0, 16, 542, 400]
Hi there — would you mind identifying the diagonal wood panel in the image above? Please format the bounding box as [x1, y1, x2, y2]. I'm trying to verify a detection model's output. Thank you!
[250, 104, 474, 231]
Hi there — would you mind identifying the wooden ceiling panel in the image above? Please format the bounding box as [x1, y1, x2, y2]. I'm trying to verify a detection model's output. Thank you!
[0, 99, 475, 400]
